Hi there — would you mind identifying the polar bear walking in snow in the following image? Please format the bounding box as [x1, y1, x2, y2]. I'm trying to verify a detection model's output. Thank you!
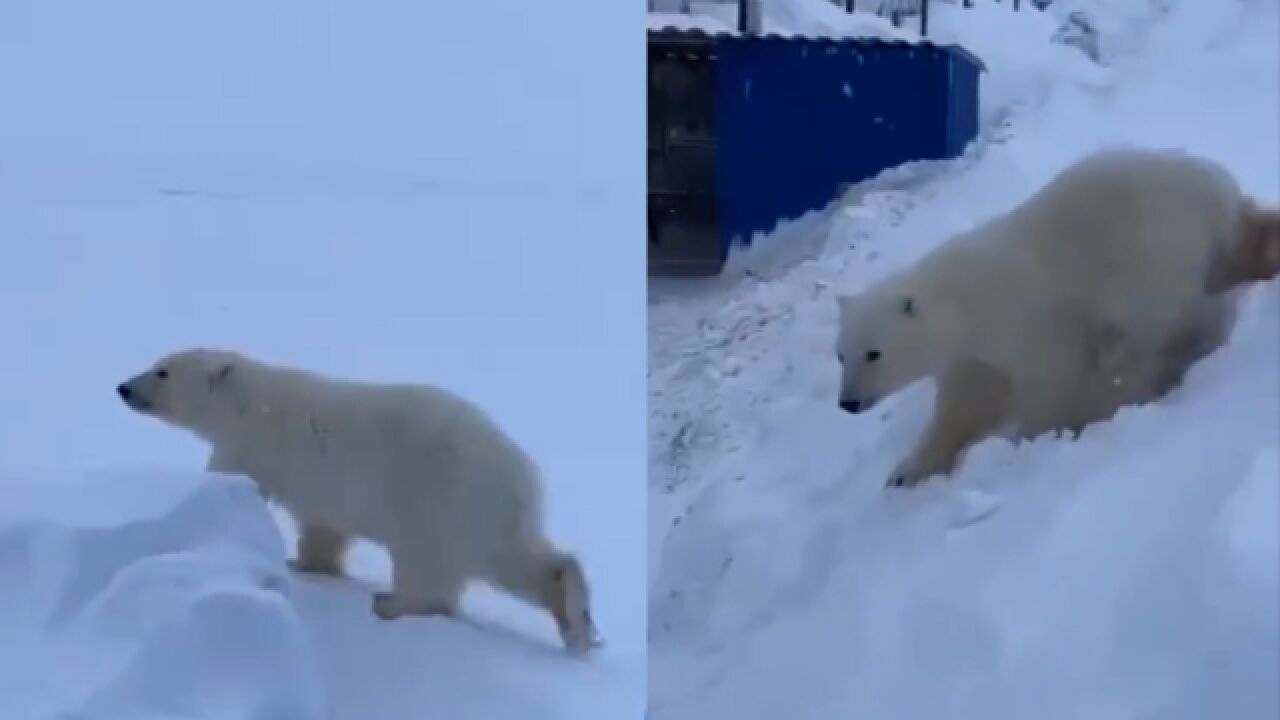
[834, 146, 1279, 488]
[117, 348, 601, 653]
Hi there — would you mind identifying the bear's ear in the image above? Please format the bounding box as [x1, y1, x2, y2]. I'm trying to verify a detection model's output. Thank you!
[207, 363, 235, 392]
[901, 296, 917, 317]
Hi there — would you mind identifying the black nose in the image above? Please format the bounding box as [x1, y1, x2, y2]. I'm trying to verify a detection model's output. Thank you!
[840, 399, 863, 414]
[117, 384, 131, 400]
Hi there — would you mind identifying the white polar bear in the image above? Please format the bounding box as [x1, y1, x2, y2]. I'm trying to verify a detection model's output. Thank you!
[117, 348, 601, 653]
[835, 146, 1273, 488]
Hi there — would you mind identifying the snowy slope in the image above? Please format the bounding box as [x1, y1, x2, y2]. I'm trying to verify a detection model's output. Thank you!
[649, 1, 1279, 718]
[0, 1, 645, 718]
[0, 469, 325, 719]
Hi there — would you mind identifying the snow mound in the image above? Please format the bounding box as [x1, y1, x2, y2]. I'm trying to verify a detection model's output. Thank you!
[925, 0, 1109, 125]
[0, 469, 324, 720]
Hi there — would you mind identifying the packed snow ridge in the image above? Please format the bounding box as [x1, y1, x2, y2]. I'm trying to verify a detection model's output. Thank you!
[0, 470, 326, 719]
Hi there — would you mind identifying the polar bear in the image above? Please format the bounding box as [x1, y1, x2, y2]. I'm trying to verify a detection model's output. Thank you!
[117, 348, 601, 653]
[835, 146, 1271, 488]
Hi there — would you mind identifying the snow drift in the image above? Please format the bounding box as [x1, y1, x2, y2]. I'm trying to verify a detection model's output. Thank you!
[0, 470, 325, 720]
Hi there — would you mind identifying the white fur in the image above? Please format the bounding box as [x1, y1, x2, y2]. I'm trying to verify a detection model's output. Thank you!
[118, 348, 601, 653]
[836, 146, 1252, 487]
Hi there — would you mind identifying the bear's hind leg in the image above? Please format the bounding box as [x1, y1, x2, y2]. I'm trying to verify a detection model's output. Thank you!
[290, 522, 350, 577]
[1154, 300, 1231, 394]
[1066, 320, 1163, 430]
[1072, 301, 1230, 431]
[888, 358, 1013, 488]
[371, 543, 467, 621]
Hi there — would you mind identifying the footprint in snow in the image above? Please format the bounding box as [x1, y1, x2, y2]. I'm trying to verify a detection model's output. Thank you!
[946, 488, 1002, 530]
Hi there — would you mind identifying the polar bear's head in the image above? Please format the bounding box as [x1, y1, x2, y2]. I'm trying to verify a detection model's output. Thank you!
[835, 280, 951, 414]
[117, 348, 248, 435]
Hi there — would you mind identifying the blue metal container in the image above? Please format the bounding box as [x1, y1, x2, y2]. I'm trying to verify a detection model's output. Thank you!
[716, 34, 984, 246]
[647, 29, 985, 276]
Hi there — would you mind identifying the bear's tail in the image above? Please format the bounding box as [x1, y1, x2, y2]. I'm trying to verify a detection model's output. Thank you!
[1206, 200, 1280, 294]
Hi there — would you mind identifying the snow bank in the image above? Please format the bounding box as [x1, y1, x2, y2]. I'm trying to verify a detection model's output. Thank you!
[785, 286, 1279, 720]
[0, 469, 325, 719]
[925, 1, 1109, 126]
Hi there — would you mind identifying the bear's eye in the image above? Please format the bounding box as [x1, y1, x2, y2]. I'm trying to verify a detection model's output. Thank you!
[156, 368, 169, 379]
[865, 350, 881, 363]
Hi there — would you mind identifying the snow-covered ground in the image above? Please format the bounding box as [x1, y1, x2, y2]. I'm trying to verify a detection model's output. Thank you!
[0, 1, 645, 718]
[0, 470, 326, 718]
[649, 0, 1279, 718]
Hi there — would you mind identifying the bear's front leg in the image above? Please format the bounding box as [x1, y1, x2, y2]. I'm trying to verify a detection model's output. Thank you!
[290, 522, 350, 577]
[888, 358, 1013, 488]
